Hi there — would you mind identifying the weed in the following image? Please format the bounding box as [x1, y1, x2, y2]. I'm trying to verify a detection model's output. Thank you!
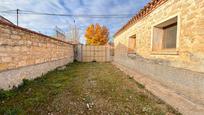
[0, 62, 180, 115]
[14, 79, 31, 91]
[0, 107, 22, 115]
[137, 82, 145, 89]
[0, 89, 8, 100]
[0, 89, 16, 101]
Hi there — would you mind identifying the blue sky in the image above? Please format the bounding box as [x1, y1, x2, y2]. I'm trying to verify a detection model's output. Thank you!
[0, 0, 150, 43]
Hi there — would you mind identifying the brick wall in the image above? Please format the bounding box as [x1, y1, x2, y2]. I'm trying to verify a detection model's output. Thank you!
[0, 21, 74, 89]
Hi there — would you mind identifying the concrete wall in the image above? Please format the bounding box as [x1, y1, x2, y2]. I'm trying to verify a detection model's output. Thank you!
[76, 45, 112, 62]
[0, 21, 74, 89]
[114, 0, 204, 106]
[114, 54, 204, 106]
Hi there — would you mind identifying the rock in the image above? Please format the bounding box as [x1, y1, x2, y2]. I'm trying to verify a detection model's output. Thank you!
[90, 102, 94, 106]
[86, 103, 89, 108]
[86, 103, 91, 110]
[82, 98, 85, 101]
[48, 113, 53, 115]
[129, 96, 132, 99]
[86, 102, 94, 110]
[58, 66, 66, 70]
[129, 76, 133, 79]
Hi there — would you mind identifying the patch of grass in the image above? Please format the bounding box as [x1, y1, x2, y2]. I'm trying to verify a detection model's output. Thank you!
[0, 90, 13, 101]
[0, 62, 181, 115]
[128, 75, 145, 89]
[0, 107, 22, 115]
[0, 79, 34, 102]
[0, 64, 77, 114]
[136, 81, 145, 89]
[13, 79, 31, 92]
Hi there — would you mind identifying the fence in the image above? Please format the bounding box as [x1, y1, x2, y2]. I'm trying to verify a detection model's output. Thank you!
[76, 45, 113, 62]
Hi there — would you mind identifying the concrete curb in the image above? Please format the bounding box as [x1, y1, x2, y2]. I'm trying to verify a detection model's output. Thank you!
[112, 62, 204, 115]
[0, 57, 73, 90]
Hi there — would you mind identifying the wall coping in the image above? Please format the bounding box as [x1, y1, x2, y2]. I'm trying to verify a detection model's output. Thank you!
[113, 0, 168, 37]
[0, 20, 73, 45]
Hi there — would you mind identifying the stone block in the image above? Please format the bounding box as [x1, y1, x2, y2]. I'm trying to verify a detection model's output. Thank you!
[10, 35, 21, 40]
[0, 28, 11, 34]
[0, 63, 9, 71]
[0, 23, 73, 72]
[2, 57, 12, 63]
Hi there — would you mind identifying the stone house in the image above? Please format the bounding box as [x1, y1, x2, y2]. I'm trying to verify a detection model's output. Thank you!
[113, 0, 204, 112]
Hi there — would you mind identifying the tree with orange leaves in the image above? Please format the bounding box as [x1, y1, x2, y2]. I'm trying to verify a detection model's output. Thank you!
[85, 23, 109, 45]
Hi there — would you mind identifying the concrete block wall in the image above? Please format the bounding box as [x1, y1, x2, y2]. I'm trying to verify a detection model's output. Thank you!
[76, 45, 112, 62]
[0, 21, 74, 89]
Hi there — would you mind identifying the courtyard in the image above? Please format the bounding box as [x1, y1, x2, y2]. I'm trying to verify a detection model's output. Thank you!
[0, 62, 180, 115]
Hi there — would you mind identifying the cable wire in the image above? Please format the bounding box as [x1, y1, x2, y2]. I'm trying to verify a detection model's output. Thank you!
[0, 9, 134, 18]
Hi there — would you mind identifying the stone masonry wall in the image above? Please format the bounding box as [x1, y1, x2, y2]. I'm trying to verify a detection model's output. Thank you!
[114, 0, 204, 106]
[0, 21, 74, 89]
[114, 0, 204, 73]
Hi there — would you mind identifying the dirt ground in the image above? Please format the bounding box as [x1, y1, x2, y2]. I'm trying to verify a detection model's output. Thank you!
[0, 62, 181, 115]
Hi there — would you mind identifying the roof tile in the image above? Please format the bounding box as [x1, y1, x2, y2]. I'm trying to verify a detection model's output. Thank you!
[114, 0, 168, 37]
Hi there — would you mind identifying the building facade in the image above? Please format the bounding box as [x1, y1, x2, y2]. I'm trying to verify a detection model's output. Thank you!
[114, 0, 204, 108]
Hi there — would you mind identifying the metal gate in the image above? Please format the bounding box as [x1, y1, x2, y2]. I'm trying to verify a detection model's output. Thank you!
[76, 45, 112, 62]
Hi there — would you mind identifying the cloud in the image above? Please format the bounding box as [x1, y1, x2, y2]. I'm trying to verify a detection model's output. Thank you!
[0, 0, 150, 43]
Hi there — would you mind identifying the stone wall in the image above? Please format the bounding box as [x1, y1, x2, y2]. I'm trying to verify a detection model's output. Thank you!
[114, 0, 204, 73]
[0, 21, 74, 89]
[114, 0, 204, 107]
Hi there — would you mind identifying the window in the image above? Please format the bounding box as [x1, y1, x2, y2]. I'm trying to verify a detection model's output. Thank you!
[152, 16, 178, 51]
[128, 34, 136, 54]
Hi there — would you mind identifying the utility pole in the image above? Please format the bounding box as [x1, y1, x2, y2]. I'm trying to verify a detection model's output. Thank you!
[74, 19, 76, 42]
[16, 9, 19, 26]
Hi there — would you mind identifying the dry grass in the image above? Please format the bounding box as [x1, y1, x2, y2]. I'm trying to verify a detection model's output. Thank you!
[0, 62, 181, 115]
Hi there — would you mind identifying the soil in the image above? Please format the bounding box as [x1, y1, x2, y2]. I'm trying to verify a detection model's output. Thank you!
[0, 62, 181, 115]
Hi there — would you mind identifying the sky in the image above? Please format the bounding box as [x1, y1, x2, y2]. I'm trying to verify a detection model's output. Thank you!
[0, 0, 150, 44]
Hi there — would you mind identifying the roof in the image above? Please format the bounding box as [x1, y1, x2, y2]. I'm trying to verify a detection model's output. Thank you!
[0, 16, 14, 25]
[114, 0, 168, 37]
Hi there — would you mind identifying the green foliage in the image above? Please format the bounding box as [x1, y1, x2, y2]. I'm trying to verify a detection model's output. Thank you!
[0, 107, 22, 115]
[17, 79, 30, 90]
[0, 90, 16, 101]
[0, 89, 9, 100]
